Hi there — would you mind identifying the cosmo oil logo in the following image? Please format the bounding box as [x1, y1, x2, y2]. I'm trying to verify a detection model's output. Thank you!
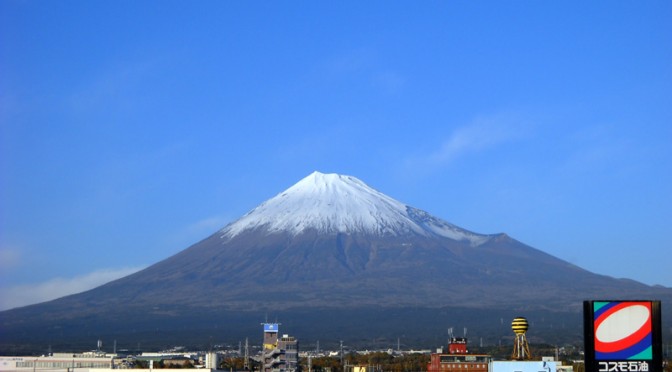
[593, 301, 653, 361]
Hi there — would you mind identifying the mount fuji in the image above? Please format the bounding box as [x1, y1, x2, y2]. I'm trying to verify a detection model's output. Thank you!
[1, 171, 670, 353]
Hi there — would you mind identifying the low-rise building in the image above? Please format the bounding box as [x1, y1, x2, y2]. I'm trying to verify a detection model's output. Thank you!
[427, 338, 492, 372]
[0, 356, 114, 372]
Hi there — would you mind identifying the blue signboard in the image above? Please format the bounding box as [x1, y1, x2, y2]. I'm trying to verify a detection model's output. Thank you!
[264, 323, 279, 333]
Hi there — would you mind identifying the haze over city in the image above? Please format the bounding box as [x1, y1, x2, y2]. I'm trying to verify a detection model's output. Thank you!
[1, 1, 671, 311]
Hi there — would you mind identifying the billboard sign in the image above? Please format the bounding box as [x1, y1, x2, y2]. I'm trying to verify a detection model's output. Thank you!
[263, 323, 279, 333]
[584, 300, 662, 372]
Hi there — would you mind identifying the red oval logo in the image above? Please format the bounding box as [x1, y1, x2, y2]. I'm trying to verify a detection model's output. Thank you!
[594, 302, 651, 353]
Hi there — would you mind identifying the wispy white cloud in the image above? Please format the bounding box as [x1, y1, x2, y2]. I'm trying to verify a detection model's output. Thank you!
[403, 112, 530, 175]
[428, 113, 528, 165]
[0, 266, 144, 311]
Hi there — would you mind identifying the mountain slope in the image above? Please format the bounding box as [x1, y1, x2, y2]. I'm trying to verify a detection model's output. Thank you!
[1, 171, 670, 353]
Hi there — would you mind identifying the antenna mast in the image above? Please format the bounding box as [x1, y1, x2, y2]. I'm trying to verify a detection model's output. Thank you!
[243, 337, 249, 370]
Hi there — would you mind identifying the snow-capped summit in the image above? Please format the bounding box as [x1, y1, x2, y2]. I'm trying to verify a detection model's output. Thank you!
[221, 171, 491, 245]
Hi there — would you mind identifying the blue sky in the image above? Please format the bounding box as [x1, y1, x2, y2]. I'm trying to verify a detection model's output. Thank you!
[1, 1, 671, 310]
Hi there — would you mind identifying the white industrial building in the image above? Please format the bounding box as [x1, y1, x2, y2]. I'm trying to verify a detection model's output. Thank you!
[0, 353, 220, 372]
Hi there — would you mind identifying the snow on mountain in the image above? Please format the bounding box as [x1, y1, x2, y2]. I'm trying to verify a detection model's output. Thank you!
[221, 171, 491, 246]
